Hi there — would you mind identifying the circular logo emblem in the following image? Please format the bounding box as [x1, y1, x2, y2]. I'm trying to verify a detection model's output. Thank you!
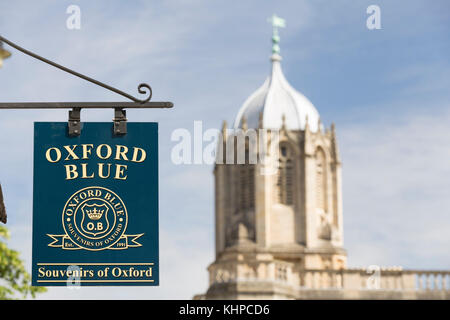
[62, 186, 128, 251]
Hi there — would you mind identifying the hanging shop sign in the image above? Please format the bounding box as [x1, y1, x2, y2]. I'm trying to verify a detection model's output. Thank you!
[32, 122, 159, 286]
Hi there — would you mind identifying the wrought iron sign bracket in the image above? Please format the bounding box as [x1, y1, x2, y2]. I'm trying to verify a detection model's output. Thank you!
[68, 107, 81, 136]
[113, 108, 127, 135]
[0, 35, 173, 136]
[68, 107, 128, 136]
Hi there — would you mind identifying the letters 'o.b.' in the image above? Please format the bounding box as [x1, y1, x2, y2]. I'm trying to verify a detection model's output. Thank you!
[61, 186, 128, 251]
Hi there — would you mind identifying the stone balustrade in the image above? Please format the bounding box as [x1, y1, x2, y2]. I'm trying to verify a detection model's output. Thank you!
[209, 262, 450, 292]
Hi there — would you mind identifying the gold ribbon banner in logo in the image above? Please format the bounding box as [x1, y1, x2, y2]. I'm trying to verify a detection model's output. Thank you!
[46, 233, 144, 250]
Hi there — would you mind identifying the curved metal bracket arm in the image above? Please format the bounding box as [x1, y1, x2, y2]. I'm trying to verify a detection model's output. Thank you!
[0, 35, 152, 103]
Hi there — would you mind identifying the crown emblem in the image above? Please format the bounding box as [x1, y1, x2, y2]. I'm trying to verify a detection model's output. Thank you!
[86, 207, 104, 220]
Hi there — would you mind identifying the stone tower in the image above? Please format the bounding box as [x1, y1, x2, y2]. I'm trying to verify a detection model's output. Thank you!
[203, 19, 346, 299]
[197, 16, 450, 300]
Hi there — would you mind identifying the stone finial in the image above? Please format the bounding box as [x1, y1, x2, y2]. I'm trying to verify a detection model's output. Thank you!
[242, 116, 248, 131]
[305, 114, 310, 132]
[221, 120, 228, 143]
[330, 122, 341, 162]
[281, 113, 287, 130]
[258, 112, 263, 129]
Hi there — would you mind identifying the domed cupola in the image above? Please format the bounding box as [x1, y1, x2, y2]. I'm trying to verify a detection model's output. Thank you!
[233, 15, 320, 132]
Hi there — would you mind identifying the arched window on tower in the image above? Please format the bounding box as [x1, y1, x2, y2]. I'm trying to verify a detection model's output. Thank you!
[235, 145, 255, 213]
[275, 143, 294, 206]
[315, 147, 327, 212]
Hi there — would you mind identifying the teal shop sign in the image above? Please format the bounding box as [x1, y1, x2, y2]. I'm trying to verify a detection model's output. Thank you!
[32, 122, 159, 286]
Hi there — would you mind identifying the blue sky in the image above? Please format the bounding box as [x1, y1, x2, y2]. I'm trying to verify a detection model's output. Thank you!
[0, 0, 449, 299]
